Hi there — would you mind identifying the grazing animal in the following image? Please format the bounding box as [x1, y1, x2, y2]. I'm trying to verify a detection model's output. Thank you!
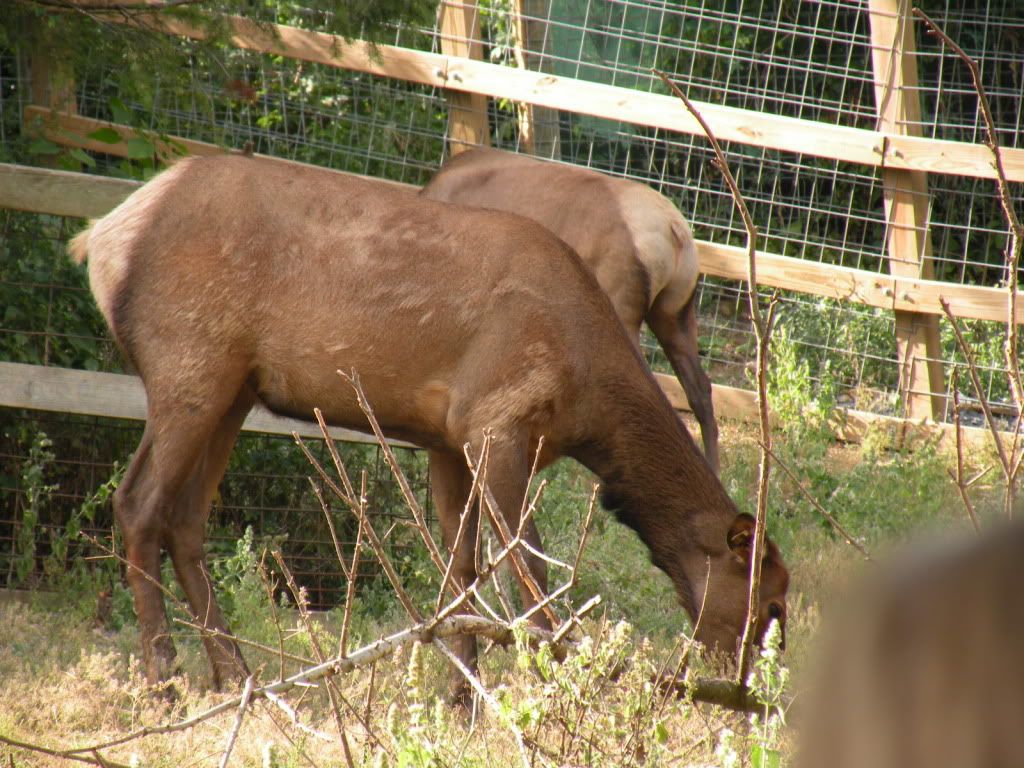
[422, 147, 720, 474]
[799, 523, 1024, 768]
[70, 154, 788, 696]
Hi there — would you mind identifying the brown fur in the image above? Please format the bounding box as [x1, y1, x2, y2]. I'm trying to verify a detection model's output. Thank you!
[422, 147, 720, 473]
[799, 523, 1024, 768]
[72, 154, 787, 695]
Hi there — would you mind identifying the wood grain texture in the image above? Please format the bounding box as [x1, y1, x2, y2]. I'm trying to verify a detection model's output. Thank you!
[3, 162, 1020, 324]
[0, 362, 404, 445]
[96, 9, 1024, 182]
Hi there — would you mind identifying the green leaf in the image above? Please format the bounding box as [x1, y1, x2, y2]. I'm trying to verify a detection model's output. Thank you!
[126, 137, 154, 159]
[69, 148, 96, 167]
[87, 127, 122, 144]
[164, 137, 190, 157]
[109, 97, 131, 125]
[28, 138, 60, 155]
[750, 745, 782, 768]
[654, 720, 669, 744]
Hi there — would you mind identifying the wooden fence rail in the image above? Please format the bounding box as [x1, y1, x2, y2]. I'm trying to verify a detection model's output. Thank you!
[6, 3, 1023, 452]
[105, 10, 1024, 184]
[0, 361, 396, 446]
[0, 161, 1012, 451]
[8, 136, 1023, 328]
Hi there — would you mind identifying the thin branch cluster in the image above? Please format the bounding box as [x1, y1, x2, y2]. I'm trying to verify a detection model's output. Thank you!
[3, 373, 766, 768]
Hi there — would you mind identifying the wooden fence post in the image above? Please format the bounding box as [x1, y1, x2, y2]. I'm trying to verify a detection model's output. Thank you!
[868, 0, 946, 421]
[438, 0, 490, 155]
[30, 51, 77, 116]
[28, 47, 77, 367]
[510, 0, 560, 159]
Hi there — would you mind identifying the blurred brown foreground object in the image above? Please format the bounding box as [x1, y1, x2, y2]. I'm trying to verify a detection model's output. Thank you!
[798, 522, 1024, 768]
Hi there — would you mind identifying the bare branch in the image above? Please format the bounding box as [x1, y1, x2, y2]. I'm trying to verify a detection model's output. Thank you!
[432, 640, 533, 768]
[949, 377, 982, 533]
[271, 550, 355, 767]
[263, 691, 335, 743]
[762, 443, 873, 561]
[315, 407, 358, 502]
[0, 734, 131, 768]
[339, 369, 449, 575]
[479, 483, 560, 628]
[217, 675, 254, 768]
[940, 299, 1011, 474]
[338, 511, 365, 659]
[915, 7, 1024, 520]
[655, 67, 775, 686]
[436, 438, 491, 616]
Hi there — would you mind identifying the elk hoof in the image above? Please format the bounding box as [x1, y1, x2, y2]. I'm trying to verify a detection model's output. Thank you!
[148, 677, 183, 705]
[447, 683, 478, 715]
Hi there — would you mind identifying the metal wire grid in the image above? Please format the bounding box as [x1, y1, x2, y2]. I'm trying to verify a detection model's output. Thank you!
[71, 58, 449, 187]
[928, 174, 1024, 285]
[0, 210, 121, 373]
[429, 0, 879, 128]
[648, 278, 1015, 426]
[445, 0, 1023, 142]
[513, 112, 1019, 290]
[6, 4, 1022, 410]
[445, 0, 1021, 288]
[913, 0, 1024, 148]
[0, 410, 432, 609]
[50, 3, 1020, 288]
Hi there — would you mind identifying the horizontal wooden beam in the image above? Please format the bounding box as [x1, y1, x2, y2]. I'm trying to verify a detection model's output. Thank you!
[698, 241, 1024, 326]
[5, 160, 1018, 325]
[1, 361, 1002, 455]
[654, 372, 1006, 453]
[106, 10, 1024, 183]
[0, 162, 139, 218]
[0, 361, 409, 446]
[22, 106, 416, 191]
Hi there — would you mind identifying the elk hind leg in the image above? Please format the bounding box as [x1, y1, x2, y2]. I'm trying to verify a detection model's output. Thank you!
[647, 295, 720, 474]
[114, 425, 178, 685]
[117, 373, 250, 687]
[166, 386, 256, 689]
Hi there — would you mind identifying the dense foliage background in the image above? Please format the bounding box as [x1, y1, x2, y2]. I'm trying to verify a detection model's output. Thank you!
[1, 0, 1021, 600]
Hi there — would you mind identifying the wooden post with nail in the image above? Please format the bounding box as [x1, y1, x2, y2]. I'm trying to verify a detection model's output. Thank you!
[868, 0, 946, 421]
[438, 0, 491, 155]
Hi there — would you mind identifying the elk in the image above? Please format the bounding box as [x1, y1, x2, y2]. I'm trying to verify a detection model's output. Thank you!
[798, 523, 1024, 768]
[422, 147, 720, 474]
[70, 154, 788, 697]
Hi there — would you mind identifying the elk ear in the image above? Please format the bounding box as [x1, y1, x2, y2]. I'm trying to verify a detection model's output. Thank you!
[727, 513, 757, 565]
[670, 220, 690, 246]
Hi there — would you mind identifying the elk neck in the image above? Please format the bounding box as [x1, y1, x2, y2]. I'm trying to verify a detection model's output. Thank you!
[569, 371, 739, 616]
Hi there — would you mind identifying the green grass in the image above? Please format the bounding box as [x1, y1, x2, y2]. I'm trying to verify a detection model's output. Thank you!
[0, 415, 1011, 768]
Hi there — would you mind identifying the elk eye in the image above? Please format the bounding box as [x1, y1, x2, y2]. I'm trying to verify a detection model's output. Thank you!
[768, 603, 783, 620]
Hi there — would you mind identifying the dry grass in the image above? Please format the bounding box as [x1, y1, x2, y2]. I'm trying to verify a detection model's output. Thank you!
[0, 413, 1003, 768]
[0, 596, 769, 767]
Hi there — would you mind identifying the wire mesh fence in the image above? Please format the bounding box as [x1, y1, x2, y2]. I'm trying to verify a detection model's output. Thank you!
[2, 0, 1022, 601]
[0, 407, 432, 608]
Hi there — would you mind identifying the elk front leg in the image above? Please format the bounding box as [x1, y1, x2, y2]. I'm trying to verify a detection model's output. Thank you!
[481, 436, 550, 632]
[429, 447, 479, 705]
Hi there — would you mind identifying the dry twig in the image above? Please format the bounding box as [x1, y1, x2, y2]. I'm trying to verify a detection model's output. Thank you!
[217, 675, 254, 768]
[762, 443, 873, 561]
[915, 8, 1024, 520]
[655, 68, 778, 685]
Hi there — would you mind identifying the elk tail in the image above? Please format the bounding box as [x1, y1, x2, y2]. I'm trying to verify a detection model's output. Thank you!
[68, 222, 95, 264]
